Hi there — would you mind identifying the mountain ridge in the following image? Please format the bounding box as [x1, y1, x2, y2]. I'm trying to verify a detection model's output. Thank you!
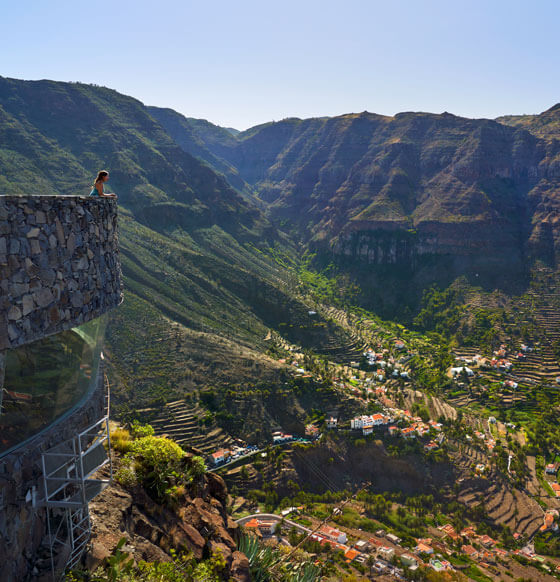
[149, 102, 560, 316]
[2, 74, 560, 381]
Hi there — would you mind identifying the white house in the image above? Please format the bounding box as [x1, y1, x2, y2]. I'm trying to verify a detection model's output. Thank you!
[352, 415, 383, 435]
[351, 415, 371, 430]
[401, 554, 418, 568]
[354, 540, 369, 552]
[451, 366, 474, 377]
[327, 416, 338, 429]
[378, 546, 394, 560]
[386, 533, 401, 545]
[272, 432, 292, 443]
[211, 449, 231, 465]
[318, 525, 347, 544]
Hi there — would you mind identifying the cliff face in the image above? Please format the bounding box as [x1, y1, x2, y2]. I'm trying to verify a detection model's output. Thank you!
[498, 104, 560, 264]
[225, 434, 455, 499]
[87, 470, 250, 581]
[156, 108, 560, 272]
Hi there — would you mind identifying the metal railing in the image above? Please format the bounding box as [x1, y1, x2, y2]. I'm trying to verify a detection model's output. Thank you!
[40, 364, 113, 580]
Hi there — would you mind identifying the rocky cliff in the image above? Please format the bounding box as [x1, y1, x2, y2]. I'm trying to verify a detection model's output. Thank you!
[155, 107, 560, 275]
[87, 468, 250, 581]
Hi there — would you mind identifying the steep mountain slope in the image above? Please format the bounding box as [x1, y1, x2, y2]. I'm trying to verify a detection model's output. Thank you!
[146, 106, 253, 198]
[153, 106, 560, 310]
[498, 103, 560, 141]
[160, 109, 555, 256]
[498, 105, 560, 265]
[0, 78, 265, 239]
[0, 77, 352, 409]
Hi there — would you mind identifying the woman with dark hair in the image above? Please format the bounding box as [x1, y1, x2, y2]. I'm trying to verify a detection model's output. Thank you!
[89, 170, 117, 198]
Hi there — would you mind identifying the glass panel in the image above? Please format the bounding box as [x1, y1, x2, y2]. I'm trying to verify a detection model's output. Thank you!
[0, 314, 107, 457]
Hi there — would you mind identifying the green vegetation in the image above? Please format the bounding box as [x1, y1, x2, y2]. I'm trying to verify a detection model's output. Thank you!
[116, 433, 205, 504]
[110, 428, 133, 454]
[464, 565, 493, 582]
[534, 530, 560, 557]
[68, 537, 233, 582]
[129, 420, 155, 438]
[413, 286, 464, 338]
[238, 534, 322, 582]
[297, 254, 360, 308]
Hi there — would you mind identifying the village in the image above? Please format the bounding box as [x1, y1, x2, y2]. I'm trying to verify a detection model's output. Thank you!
[207, 330, 560, 580]
[211, 334, 560, 486]
[236, 502, 560, 580]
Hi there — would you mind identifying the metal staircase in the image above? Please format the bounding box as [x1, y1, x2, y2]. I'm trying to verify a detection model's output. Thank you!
[40, 366, 113, 580]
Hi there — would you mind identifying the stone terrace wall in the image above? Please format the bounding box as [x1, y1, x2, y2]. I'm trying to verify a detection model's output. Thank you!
[0, 196, 123, 350]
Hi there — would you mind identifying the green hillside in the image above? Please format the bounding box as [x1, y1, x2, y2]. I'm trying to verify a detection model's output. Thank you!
[0, 77, 354, 412]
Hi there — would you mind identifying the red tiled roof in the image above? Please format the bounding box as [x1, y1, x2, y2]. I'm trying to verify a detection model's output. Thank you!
[462, 544, 478, 556]
[319, 525, 343, 538]
[416, 542, 433, 553]
[344, 549, 359, 561]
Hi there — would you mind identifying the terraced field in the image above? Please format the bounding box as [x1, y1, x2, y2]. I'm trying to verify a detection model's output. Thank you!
[305, 306, 369, 364]
[141, 400, 236, 455]
[453, 443, 544, 538]
[454, 279, 560, 386]
[451, 293, 560, 414]
[513, 349, 560, 385]
[526, 455, 560, 511]
[514, 287, 560, 382]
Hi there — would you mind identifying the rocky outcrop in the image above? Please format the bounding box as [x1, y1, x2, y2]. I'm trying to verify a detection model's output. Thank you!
[87, 471, 250, 581]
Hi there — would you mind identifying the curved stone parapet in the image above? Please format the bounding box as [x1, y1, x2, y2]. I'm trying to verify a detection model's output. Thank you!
[0, 196, 123, 350]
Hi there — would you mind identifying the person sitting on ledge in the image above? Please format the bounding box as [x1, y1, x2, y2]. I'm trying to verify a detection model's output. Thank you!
[89, 170, 117, 198]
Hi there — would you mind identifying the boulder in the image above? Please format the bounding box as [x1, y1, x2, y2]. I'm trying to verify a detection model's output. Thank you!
[231, 550, 251, 582]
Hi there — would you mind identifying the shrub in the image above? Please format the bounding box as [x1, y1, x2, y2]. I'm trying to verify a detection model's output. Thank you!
[127, 436, 186, 501]
[117, 436, 206, 503]
[115, 464, 137, 488]
[129, 420, 155, 439]
[69, 539, 231, 581]
[188, 455, 206, 479]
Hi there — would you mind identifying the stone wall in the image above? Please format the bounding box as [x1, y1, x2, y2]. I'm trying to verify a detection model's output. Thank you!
[0, 364, 106, 582]
[0, 196, 123, 350]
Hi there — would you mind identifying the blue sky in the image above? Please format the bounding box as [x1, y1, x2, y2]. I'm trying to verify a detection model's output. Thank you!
[2, 0, 559, 129]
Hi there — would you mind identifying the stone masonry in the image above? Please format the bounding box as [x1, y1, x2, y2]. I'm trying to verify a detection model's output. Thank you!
[0, 196, 123, 351]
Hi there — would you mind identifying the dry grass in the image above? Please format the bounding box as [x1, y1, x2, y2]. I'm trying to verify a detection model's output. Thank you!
[111, 428, 133, 454]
